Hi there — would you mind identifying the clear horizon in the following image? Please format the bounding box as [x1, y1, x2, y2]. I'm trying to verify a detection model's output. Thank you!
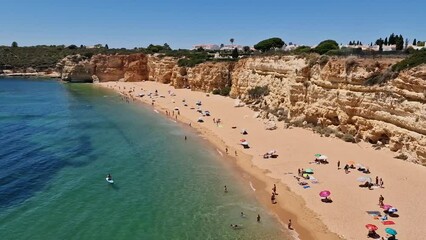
[0, 0, 424, 49]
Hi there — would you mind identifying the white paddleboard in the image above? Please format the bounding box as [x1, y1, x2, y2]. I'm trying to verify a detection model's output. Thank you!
[106, 178, 114, 184]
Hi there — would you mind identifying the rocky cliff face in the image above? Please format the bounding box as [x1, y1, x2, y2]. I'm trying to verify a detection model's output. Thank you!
[58, 54, 148, 82]
[230, 56, 426, 164]
[58, 54, 426, 164]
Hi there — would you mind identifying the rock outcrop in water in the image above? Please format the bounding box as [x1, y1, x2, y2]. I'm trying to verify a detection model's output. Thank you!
[58, 53, 426, 164]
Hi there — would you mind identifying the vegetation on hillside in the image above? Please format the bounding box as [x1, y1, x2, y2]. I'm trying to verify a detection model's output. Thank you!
[248, 86, 269, 99]
[314, 40, 339, 55]
[391, 49, 426, 72]
[0, 45, 142, 70]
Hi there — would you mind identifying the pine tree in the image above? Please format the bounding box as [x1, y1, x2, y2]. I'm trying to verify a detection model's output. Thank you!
[413, 39, 417, 46]
[389, 33, 395, 45]
[11, 41, 18, 47]
[384, 37, 388, 46]
[349, 41, 353, 45]
[231, 47, 239, 59]
[105, 44, 109, 49]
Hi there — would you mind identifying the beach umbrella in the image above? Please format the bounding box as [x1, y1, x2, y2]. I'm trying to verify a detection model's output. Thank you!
[305, 168, 314, 174]
[356, 176, 372, 183]
[383, 204, 392, 210]
[241, 141, 249, 146]
[240, 139, 247, 142]
[314, 154, 322, 157]
[302, 173, 310, 178]
[385, 228, 397, 235]
[318, 155, 328, 160]
[319, 190, 331, 198]
[365, 224, 378, 231]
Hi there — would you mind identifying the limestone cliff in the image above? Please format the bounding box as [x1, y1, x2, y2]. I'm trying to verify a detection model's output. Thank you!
[58, 53, 426, 164]
[230, 56, 426, 165]
[58, 54, 148, 82]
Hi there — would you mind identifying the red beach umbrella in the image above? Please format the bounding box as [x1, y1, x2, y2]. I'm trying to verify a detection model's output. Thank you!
[240, 139, 246, 142]
[319, 190, 331, 198]
[365, 224, 378, 231]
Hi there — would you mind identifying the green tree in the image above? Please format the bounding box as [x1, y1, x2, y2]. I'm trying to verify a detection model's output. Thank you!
[413, 39, 417, 46]
[220, 43, 224, 48]
[230, 38, 234, 47]
[105, 44, 109, 49]
[254, 37, 285, 52]
[417, 41, 425, 47]
[384, 37, 388, 45]
[349, 41, 353, 45]
[376, 38, 384, 51]
[231, 48, 239, 59]
[389, 33, 396, 45]
[314, 39, 339, 55]
[395, 35, 404, 50]
[243, 46, 250, 53]
[163, 43, 171, 51]
[11, 41, 18, 47]
[67, 44, 78, 49]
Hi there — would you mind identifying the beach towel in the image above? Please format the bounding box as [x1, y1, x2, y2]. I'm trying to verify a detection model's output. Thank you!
[310, 176, 319, 184]
[382, 221, 395, 225]
[366, 211, 382, 216]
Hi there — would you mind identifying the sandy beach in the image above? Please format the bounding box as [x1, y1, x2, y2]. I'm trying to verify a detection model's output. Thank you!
[98, 81, 426, 240]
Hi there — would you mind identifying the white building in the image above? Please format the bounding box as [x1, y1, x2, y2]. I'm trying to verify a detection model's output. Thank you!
[220, 44, 243, 51]
[192, 44, 220, 51]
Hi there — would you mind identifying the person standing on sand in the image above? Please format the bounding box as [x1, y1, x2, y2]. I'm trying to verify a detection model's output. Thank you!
[375, 176, 379, 185]
[257, 214, 261, 222]
[224, 185, 228, 193]
[271, 192, 276, 204]
[380, 179, 384, 188]
[226, 147, 228, 154]
[272, 184, 277, 195]
[288, 219, 292, 230]
[379, 195, 384, 207]
[184, 136, 187, 141]
[337, 160, 340, 170]
[235, 150, 237, 156]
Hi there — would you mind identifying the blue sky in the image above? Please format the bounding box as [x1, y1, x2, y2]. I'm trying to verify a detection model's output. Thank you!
[0, 0, 424, 49]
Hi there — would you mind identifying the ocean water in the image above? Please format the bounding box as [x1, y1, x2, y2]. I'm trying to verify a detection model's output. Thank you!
[0, 78, 288, 240]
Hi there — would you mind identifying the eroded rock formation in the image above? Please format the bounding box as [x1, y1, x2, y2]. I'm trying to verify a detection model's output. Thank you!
[58, 53, 426, 164]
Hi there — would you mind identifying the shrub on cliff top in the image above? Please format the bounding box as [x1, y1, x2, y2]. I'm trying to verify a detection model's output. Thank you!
[391, 49, 426, 72]
[314, 40, 339, 55]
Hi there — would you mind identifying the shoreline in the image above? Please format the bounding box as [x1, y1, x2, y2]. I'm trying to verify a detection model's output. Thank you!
[96, 80, 426, 240]
[96, 81, 343, 240]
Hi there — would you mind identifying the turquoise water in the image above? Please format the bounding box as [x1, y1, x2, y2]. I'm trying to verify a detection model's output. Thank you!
[0, 78, 288, 239]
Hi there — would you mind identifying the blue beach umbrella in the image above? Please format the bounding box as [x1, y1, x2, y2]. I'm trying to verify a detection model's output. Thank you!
[385, 228, 397, 235]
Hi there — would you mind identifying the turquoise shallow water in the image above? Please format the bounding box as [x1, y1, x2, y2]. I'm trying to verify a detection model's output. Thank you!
[0, 78, 288, 240]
